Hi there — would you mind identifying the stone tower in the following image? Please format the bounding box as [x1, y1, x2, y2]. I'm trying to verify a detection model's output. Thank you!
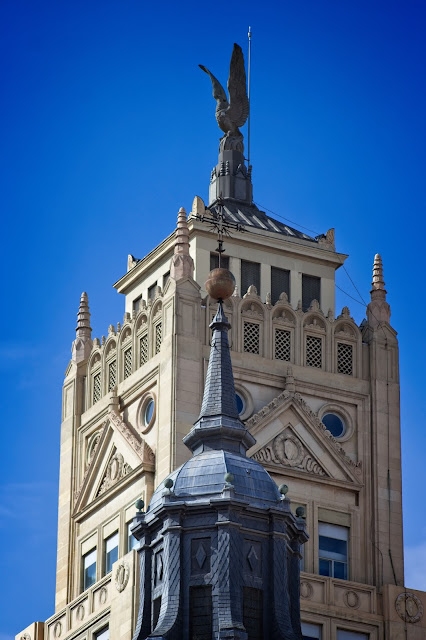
[16, 44, 426, 640]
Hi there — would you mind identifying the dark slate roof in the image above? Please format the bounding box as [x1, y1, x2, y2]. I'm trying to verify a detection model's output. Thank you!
[209, 199, 317, 242]
[147, 449, 281, 512]
[198, 303, 239, 421]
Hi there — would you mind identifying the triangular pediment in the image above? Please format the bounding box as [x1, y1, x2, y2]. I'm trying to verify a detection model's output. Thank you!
[246, 391, 362, 484]
[252, 424, 329, 478]
[73, 409, 155, 514]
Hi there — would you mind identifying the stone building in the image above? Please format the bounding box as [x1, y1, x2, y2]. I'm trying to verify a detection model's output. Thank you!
[16, 81, 426, 640]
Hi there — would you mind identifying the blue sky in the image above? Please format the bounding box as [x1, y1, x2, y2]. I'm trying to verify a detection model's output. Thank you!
[1, 1, 425, 637]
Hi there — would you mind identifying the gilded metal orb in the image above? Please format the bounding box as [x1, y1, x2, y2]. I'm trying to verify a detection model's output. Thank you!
[205, 268, 236, 301]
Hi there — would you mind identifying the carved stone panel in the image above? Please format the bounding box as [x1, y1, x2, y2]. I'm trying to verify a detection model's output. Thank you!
[97, 450, 132, 496]
[395, 592, 424, 623]
[252, 427, 327, 477]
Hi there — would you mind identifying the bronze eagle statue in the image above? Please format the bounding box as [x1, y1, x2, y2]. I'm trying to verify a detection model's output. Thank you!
[199, 43, 249, 153]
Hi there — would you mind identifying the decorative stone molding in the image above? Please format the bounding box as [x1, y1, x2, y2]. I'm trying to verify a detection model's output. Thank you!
[53, 621, 62, 638]
[273, 310, 295, 326]
[115, 561, 130, 592]
[300, 581, 313, 599]
[304, 316, 326, 331]
[244, 284, 259, 297]
[395, 592, 423, 623]
[246, 390, 362, 477]
[293, 393, 362, 476]
[108, 408, 155, 469]
[86, 430, 102, 465]
[97, 451, 132, 496]
[252, 427, 327, 477]
[241, 302, 263, 319]
[99, 586, 108, 605]
[76, 604, 85, 621]
[344, 590, 360, 609]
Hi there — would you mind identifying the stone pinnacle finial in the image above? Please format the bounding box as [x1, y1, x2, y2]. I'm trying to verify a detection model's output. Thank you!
[371, 254, 386, 292]
[367, 253, 391, 328]
[170, 207, 194, 280]
[76, 292, 92, 338]
[71, 292, 93, 363]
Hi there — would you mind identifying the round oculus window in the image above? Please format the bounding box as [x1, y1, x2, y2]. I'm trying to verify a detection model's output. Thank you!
[144, 399, 154, 427]
[322, 413, 345, 438]
[235, 393, 245, 415]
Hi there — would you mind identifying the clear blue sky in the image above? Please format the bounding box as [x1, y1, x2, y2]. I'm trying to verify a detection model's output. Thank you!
[1, 1, 425, 638]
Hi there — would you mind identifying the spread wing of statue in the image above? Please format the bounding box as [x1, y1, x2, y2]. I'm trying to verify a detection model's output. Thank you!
[199, 43, 249, 154]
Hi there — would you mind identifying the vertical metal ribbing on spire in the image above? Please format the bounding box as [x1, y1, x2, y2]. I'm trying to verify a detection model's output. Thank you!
[76, 292, 91, 338]
[198, 302, 239, 420]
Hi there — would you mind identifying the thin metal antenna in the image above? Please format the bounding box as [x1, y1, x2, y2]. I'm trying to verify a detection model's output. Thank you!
[247, 26, 252, 169]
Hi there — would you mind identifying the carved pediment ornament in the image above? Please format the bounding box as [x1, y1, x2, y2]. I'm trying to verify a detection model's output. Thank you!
[97, 450, 132, 496]
[108, 409, 155, 468]
[74, 409, 155, 508]
[241, 302, 263, 320]
[252, 428, 327, 477]
[246, 391, 362, 476]
[304, 317, 326, 331]
[273, 310, 295, 326]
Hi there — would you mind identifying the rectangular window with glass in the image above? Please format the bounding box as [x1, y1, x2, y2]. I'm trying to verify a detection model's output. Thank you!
[271, 266, 290, 304]
[105, 531, 119, 575]
[302, 274, 321, 312]
[83, 548, 97, 590]
[337, 632, 368, 640]
[302, 622, 322, 640]
[127, 522, 138, 552]
[210, 253, 230, 271]
[318, 522, 348, 580]
[94, 628, 109, 640]
[241, 260, 260, 297]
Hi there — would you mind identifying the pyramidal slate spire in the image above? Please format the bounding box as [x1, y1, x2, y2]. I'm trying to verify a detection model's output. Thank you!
[183, 299, 255, 455]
